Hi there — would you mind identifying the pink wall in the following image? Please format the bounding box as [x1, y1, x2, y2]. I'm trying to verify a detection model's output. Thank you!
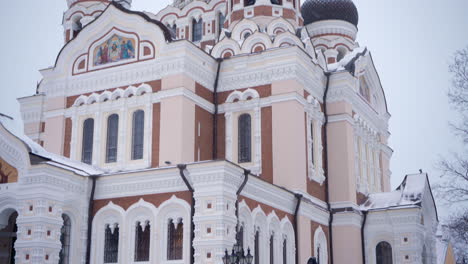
[327, 119, 357, 203]
[159, 96, 195, 165]
[272, 100, 307, 191]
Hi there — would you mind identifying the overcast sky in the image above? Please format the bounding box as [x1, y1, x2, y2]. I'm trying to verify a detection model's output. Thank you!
[0, 0, 467, 215]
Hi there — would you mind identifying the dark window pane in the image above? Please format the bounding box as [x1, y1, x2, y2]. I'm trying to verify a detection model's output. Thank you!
[376, 242, 393, 264]
[134, 223, 150, 261]
[104, 225, 119, 263]
[254, 231, 260, 264]
[192, 19, 203, 42]
[269, 234, 274, 264]
[218, 13, 225, 36]
[168, 220, 183, 260]
[310, 122, 315, 165]
[283, 239, 287, 264]
[106, 114, 119, 163]
[271, 0, 282, 5]
[82, 118, 94, 164]
[237, 226, 244, 248]
[238, 114, 252, 163]
[132, 110, 145, 160]
[59, 214, 71, 264]
[245, 0, 256, 6]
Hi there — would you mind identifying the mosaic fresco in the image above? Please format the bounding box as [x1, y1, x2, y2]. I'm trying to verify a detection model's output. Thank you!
[93, 34, 136, 66]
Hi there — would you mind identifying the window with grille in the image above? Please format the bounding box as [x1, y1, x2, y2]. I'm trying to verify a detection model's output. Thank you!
[134, 222, 150, 262]
[237, 225, 244, 248]
[104, 225, 119, 263]
[218, 13, 225, 36]
[317, 246, 321, 264]
[282, 238, 287, 264]
[254, 230, 260, 264]
[131, 110, 145, 160]
[167, 219, 183, 260]
[269, 234, 274, 264]
[238, 114, 252, 163]
[376, 241, 393, 264]
[106, 114, 119, 163]
[58, 214, 71, 264]
[192, 19, 203, 42]
[81, 118, 94, 164]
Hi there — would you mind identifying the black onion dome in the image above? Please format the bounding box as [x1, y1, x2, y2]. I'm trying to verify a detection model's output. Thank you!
[301, 0, 359, 26]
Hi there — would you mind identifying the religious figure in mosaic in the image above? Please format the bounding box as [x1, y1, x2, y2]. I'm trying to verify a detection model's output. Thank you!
[93, 34, 135, 66]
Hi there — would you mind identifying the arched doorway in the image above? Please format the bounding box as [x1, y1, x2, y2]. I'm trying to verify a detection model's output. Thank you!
[59, 214, 72, 264]
[376, 241, 393, 264]
[0, 212, 18, 263]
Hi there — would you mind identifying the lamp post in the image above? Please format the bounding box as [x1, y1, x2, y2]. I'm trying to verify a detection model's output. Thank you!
[222, 243, 253, 264]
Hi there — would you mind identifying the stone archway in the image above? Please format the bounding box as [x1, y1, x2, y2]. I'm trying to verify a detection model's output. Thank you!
[0, 210, 18, 264]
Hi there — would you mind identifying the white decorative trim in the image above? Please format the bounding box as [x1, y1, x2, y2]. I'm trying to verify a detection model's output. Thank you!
[314, 226, 328, 264]
[305, 95, 325, 185]
[224, 90, 262, 175]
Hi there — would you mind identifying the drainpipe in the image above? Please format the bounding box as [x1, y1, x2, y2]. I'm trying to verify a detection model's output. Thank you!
[85, 175, 97, 264]
[213, 58, 223, 160]
[236, 169, 250, 221]
[361, 211, 368, 264]
[177, 164, 195, 264]
[293, 193, 303, 264]
[322, 72, 334, 264]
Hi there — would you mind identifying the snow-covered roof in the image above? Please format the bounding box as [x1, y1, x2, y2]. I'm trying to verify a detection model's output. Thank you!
[0, 114, 103, 176]
[327, 46, 368, 72]
[361, 173, 429, 211]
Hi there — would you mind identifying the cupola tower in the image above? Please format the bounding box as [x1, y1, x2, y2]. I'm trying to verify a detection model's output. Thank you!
[302, 0, 359, 64]
[226, 0, 302, 30]
[63, 0, 132, 43]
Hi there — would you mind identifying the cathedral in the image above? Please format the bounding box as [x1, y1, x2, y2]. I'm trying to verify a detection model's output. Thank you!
[0, 0, 456, 263]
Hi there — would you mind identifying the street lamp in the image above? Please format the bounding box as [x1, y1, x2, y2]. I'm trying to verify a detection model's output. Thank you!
[222, 245, 253, 264]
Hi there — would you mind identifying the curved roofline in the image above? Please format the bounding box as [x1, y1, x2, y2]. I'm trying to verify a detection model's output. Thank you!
[53, 2, 173, 68]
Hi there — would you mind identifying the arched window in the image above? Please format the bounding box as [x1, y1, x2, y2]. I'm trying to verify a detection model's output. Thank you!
[104, 225, 119, 263]
[72, 16, 83, 38]
[238, 114, 252, 163]
[376, 241, 393, 264]
[134, 222, 150, 261]
[59, 214, 71, 264]
[337, 47, 347, 62]
[254, 230, 260, 264]
[271, 0, 282, 5]
[1, 212, 18, 264]
[192, 18, 203, 42]
[132, 110, 145, 160]
[167, 219, 183, 260]
[245, 0, 255, 6]
[269, 234, 274, 264]
[282, 238, 287, 264]
[218, 12, 226, 36]
[106, 114, 119, 163]
[314, 227, 328, 264]
[170, 24, 177, 37]
[82, 118, 94, 164]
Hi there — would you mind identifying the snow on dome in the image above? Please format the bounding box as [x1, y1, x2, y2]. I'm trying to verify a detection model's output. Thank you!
[0, 114, 103, 176]
[361, 173, 429, 211]
[301, 0, 359, 26]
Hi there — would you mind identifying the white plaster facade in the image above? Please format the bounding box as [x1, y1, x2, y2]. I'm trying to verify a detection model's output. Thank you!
[0, 0, 453, 264]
